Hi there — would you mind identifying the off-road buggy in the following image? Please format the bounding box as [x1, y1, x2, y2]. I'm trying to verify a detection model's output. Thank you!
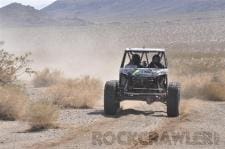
[104, 48, 181, 117]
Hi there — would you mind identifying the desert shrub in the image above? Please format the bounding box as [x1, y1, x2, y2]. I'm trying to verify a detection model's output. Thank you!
[26, 101, 59, 130]
[0, 85, 28, 120]
[202, 82, 225, 101]
[175, 72, 225, 101]
[176, 73, 225, 101]
[32, 68, 63, 88]
[0, 49, 32, 120]
[169, 50, 225, 101]
[46, 76, 102, 108]
[178, 73, 211, 99]
[0, 49, 33, 85]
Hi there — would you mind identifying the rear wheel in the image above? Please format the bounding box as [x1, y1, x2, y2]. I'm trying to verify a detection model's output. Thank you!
[167, 82, 181, 117]
[104, 80, 120, 115]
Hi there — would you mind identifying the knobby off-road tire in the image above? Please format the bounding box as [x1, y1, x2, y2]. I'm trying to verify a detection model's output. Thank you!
[167, 82, 181, 117]
[104, 80, 120, 115]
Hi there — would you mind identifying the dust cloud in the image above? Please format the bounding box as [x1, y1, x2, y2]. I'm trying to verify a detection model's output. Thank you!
[1, 20, 225, 82]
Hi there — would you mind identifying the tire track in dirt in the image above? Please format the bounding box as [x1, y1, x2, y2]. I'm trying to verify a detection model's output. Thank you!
[30, 101, 168, 149]
[131, 99, 225, 149]
[30, 118, 116, 149]
[30, 99, 220, 149]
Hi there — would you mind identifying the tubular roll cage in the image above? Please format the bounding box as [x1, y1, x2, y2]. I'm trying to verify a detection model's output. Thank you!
[120, 50, 168, 68]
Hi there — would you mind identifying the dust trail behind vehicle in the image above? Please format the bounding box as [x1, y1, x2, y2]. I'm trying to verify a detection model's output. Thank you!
[1, 21, 225, 82]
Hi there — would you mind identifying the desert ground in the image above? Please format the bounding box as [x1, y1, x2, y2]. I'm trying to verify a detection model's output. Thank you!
[0, 95, 225, 149]
[0, 18, 225, 148]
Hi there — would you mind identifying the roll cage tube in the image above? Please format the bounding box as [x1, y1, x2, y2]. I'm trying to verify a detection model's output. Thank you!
[120, 51, 168, 68]
[121, 52, 127, 68]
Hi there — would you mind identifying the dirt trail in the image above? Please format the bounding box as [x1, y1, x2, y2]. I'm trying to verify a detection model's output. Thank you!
[29, 99, 225, 149]
[30, 101, 168, 149]
[134, 99, 225, 149]
[1, 97, 224, 149]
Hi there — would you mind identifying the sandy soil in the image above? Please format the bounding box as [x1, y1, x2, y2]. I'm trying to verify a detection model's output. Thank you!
[0, 91, 224, 149]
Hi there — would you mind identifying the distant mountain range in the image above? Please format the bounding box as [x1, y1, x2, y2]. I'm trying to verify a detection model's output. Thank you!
[43, 0, 225, 21]
[1, 0, 225, 26]
[0, 3, 88, 26]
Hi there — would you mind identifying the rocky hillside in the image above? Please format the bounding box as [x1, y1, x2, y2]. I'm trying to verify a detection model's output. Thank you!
[42, 0, 225, 22]
[0, 3, 88, 26]
[1, 0, 225, 26]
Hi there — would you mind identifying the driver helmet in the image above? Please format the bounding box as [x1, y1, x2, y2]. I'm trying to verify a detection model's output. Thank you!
[152, 55, 161, 63]
[132, 54, 141, 65]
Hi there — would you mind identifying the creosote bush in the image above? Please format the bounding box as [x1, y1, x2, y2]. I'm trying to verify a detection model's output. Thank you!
[0, 49, 32, 120]
[170, 50, 225, 101]
[26, 101, 59, 130]
[32, 68, 63, 88]
[0, 49, 33, 85]
[46, 76, 102, 108]
[0, 85, 28, 120]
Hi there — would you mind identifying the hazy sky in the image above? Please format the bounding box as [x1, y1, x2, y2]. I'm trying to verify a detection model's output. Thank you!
[0, 0, 56, 9]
